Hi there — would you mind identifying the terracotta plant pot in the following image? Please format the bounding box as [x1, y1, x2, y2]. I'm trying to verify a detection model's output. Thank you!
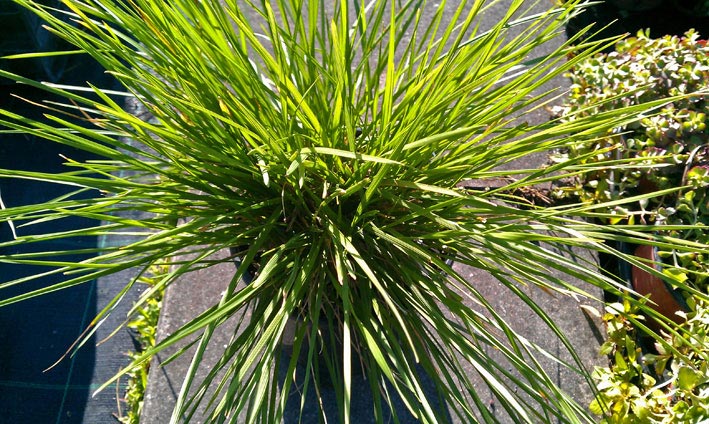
[631, 244, 687, 331]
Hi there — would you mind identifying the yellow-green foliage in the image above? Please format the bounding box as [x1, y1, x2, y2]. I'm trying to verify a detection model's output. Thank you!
[118, 265, 168, 424]
[554, 29, 709, 291]
[554, 30, 709, 423]
[553, 29, 709, 225]
[591, 299, 709, 423]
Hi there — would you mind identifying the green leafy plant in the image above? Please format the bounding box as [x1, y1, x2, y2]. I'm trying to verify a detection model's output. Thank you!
[116, 264, 167, 424]
[590, 298, 709, 423]
[553, 29, 709, 423]
[552, 29, 709, 294]
[590, 300, 670, 423]
[1, 1, 707, 423]
[552, 30, 709, 224]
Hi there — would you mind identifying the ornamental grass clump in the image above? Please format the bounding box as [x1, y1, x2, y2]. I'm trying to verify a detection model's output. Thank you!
[1, 1, 708, 423]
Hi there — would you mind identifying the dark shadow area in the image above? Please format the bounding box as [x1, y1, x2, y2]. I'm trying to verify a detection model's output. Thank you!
[0, 1, 71, 81]
[568, 0, 709, 48]
[0, 5, 123, 422]
[277, 352, 451, 424]
[0, 89, 98, 424]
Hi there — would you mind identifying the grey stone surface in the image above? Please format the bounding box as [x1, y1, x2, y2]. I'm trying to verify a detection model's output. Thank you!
[141, 1, 607, 423]
[141, 248, 606, 423]
[82, 267, 146, 424]
[451, 248, 606, 423]
[141, 250, 246, 424]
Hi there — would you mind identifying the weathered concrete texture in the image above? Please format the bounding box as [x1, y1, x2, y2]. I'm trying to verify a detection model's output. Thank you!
[141, 249, 243, 424]
[451, 246, 606, 423]
[82, 267, 147, 424]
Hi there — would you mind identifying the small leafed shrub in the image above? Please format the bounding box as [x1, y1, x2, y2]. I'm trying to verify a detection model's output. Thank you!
[553, 29, 709, 423]
[553, 29, 709, 223]
[553, 29, 709, 289]
[591, 299, 709, 423]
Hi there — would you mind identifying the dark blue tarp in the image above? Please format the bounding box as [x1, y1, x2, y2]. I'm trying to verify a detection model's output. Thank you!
[0, 51, 141, 423]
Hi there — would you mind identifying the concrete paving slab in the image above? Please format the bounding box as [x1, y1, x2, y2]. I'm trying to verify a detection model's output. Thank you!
[141, 250, 248, 424]
[141, 246, 606, 423]
[450, 245, 605, 423]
